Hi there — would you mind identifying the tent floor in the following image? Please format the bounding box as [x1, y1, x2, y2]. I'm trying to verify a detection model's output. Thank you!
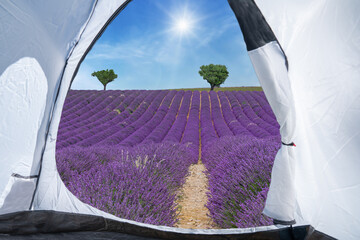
[0, 211, 335, 240]
[0, 232, 160, 240]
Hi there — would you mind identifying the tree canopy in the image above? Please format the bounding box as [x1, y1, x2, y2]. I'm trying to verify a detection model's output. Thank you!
[198, 64, 229, 91]
[91, 69, 118, 90]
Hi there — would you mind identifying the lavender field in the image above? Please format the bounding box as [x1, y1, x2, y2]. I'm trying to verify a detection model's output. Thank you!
[56, 89, 281, 227]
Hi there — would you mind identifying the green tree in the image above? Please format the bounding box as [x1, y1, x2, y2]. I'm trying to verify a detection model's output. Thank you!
[91, 69, 118, 90]
[198, 64, 229, 91]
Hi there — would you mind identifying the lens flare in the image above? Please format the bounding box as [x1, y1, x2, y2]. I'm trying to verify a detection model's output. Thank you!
[176, 18, 191, 34]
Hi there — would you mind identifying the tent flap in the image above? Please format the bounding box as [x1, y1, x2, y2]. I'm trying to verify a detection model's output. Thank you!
[228, 0, 297, 224]
[230, 0, 360, 239]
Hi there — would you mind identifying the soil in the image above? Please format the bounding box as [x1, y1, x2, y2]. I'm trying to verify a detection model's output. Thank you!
[175, 163, 217, 229]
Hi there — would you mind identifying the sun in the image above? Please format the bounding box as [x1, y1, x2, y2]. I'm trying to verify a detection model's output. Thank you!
[175, 18, 191, 34]
[162, 2, 203, 46]
[168, 6, 197, 38]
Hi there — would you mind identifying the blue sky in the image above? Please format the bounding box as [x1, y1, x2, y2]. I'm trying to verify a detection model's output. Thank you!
[71, 0, 259, 90]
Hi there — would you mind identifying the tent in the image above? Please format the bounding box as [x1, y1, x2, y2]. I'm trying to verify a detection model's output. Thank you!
[0, 0, 358, 239]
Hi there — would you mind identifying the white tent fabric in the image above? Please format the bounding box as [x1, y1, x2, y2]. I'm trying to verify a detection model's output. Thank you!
[0, 57, 47, 214]
[0, 0, 359, 239]
[31, 0, 130, 216]
[0, 0, 128, 215]
[253, 0, 360, 239]
[248, 41, 297, 223]
[0, 0, 96, 213]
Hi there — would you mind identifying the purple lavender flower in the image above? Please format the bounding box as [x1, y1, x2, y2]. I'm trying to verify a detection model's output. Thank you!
[56, 89, 282, 227]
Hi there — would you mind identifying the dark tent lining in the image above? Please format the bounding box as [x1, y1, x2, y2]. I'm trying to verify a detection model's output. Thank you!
[0, 211, 335, 240]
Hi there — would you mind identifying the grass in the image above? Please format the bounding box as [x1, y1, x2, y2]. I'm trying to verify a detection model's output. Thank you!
[168, 86, 263, 92]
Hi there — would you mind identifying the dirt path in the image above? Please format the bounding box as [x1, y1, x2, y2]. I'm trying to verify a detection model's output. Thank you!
[175, 163, 216, 229]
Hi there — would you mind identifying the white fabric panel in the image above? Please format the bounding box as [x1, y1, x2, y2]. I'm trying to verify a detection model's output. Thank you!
[248, 42, 296, 143]
[33, 0, 129, 217]
[254, 1, 360, 239]
[0, 0, 98, 213]
[0, 176, 37, 215]
[248, 41, 297, 222]
[0, 0, 137, 224]
[0, 57, 47, 212]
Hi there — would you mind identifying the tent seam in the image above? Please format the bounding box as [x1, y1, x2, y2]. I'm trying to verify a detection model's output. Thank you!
[29, 0, 133, 210]
[28, 0, 100, 210]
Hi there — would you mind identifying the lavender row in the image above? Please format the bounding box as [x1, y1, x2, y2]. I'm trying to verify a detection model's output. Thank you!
[59, 91, 123, 129]
[209, 91, 233, 137]
[57, 90, 151, 148]
[225, 91, 270, 138]
[242, 92, 278, 128]
[181, 91, 200, 163]
[58, 91, 129, 135]
[240, 92, 279, 135]
[249, 91, 279, 126]
[217, 91, 252, 136]
[202, 135, 281, 228]
[60, 90, 89, 110]
[60, 91, 111, 124]
[60, 90, 97, 122]
[57, 142, 194, 226]
[57, 90, 281, 150]
[60, 90, 135, 126]
[57, 91, 139, 141]
[60, 90, 95, 113]
[200, 91, 218, 149]
[142, 91, 184, 144]
[119, 90, 177, 147]
[99, 90, 168, 146]
[233, 92, 275, 137]
[59, 91, 158, 148]
[252, 91, 278, 119]
[162, 91, 192, 143]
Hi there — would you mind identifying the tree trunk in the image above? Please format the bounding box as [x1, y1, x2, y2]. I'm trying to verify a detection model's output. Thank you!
[103, 84, 106, 90]
[210, 84, 215, 91]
